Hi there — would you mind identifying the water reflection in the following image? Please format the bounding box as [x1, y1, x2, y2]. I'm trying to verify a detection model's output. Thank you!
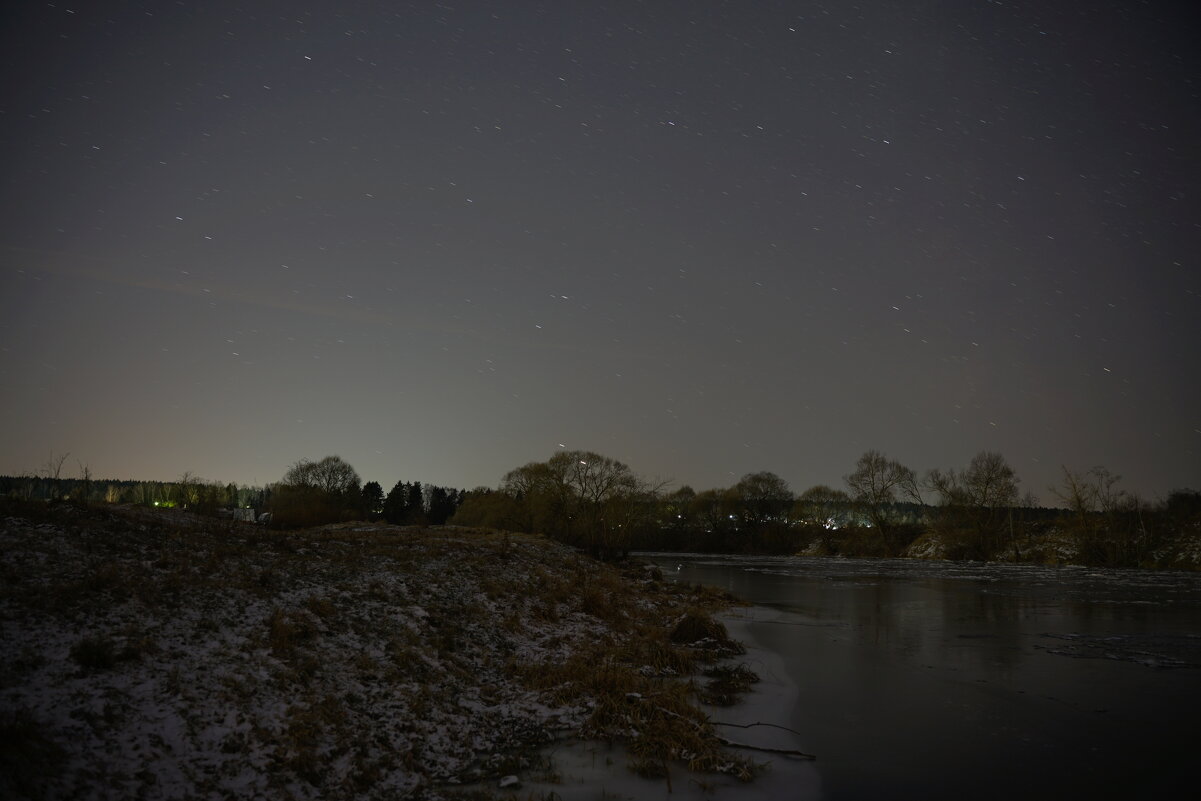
[641, 554, 1201, 800]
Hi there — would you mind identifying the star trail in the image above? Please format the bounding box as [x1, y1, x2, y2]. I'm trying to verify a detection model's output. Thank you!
[2, 0, 1197, 500]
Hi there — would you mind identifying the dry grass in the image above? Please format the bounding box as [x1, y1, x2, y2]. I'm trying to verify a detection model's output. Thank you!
[68, 636, 118, 672]
[698, 663, 761, 706]
[0, 501, 759, 799]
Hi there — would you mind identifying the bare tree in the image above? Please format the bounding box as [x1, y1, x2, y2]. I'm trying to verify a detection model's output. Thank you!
[42, 451, 69, 500]
[177, 471, 201, 509]
[1052, 465, 1132, 565]
[660, 485, 696, 532]
[1091, 467, 1126, 516]
[794, 484, 851, 528]
[283, 456, 361, 495]
[688, 488, 735, 539]
[844, 450, 921, 533]
[501, 460, 557, 534]
[926, 451, 1020, 557]
[499, 450, 661, 558]
[272, 456, 363, 527]
[550, 451, 646, 556]
[794, 484, 852, 553]
[14, 470, 38, 501]
[730, 471, 794, 532]
[1054, 466, 1092, 515]
[76, 460, 93, 508]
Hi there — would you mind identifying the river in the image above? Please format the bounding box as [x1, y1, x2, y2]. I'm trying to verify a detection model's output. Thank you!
[635, 554, 1201, 800]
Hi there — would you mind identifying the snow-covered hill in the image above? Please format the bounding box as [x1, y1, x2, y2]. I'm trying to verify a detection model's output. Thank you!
[0, 504, 750, 800]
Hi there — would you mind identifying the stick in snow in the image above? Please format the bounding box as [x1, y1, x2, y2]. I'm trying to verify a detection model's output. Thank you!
[710, 720, 816, 759]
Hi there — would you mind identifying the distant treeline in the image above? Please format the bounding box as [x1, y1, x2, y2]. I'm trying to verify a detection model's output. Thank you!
[6, 449, 1200, 569]
[448, 449, 1201, 569]
[0, 474, 266, 513]
[234, 455, 466, 529]
[0, 457, 467, 530]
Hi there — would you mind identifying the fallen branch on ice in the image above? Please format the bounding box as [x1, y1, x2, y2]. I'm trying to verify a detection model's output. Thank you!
[713, 734, 816, 760]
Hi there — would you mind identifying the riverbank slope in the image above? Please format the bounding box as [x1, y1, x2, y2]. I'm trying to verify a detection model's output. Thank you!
[0, 502, 751, 800]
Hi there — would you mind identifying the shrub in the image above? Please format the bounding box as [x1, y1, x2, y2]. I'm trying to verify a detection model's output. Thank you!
[669, 612, 743, 655]
[69, 636, 116, 672]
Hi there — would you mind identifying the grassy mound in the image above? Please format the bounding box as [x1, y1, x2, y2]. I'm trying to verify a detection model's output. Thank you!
[0, 501, 754, 800]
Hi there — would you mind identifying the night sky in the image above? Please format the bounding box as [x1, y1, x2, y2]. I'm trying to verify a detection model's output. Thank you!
[2, 1, 1198, 502]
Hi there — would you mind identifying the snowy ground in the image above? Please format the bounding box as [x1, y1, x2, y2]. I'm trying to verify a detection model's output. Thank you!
[0, 504, 756, 800]
[492, 608, 823, 801]
[899, 523, 1201, 569]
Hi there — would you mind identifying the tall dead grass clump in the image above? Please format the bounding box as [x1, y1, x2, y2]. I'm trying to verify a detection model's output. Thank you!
[267, 608, 319, 659]
[69, 635, 117, 672]
[518, 645, 756, 784]
[669, 611, 745, 655]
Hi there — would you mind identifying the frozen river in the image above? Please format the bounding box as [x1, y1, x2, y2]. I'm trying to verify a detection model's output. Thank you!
[637, 554, 1201, 800]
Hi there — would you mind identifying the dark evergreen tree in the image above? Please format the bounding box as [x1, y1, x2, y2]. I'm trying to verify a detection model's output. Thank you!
[407, 482, 425, 524]
[383, 481, 408, 524]
[344, 478, 364, 519]
[428, 485, 455, 524]
[446, 488, 463, 518]
[362, 481, 385, 519]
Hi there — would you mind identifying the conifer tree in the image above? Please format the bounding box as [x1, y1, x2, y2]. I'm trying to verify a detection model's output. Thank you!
[383, 481, 408, 524]
[362, 481, 385, 519]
